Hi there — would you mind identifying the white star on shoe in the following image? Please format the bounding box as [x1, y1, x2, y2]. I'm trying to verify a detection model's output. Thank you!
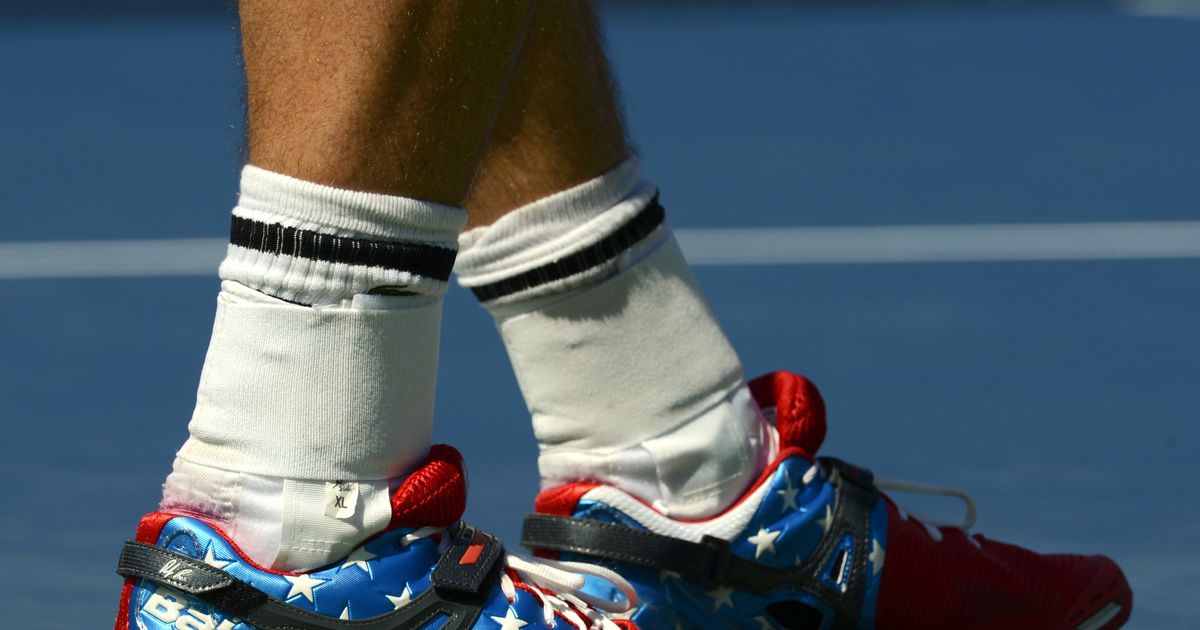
[817, 504, 833, 532]
[202, 544, 231, 570]
[869, 538, 885, 576]
[707, 585, 735, 611]
[340, 546, 377, 573]
[776, 471, 800, 513]
[490, 608, 528, 630]
[385, 585, 412, 610]
[747, 527, 781, 559]
[284, 574, 324, 603]
[339, 606, 351, 620]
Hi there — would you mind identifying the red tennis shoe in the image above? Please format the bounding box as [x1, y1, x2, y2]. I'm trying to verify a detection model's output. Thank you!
[521, 371, 1132, 629]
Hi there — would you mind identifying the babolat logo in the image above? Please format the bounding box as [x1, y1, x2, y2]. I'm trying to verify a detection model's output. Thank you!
[158, 559, 195, 582]
[142, 586, 239, 630]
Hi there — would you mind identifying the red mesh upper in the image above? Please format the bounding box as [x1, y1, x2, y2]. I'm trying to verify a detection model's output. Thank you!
[530, 370, 1127, 629]
[389, 444, 468, 529]
[535, 482, 600, 517]
[748, 371, 827, 458]
[750, 371, 1131, 628]
[876, 493, 1129, 629]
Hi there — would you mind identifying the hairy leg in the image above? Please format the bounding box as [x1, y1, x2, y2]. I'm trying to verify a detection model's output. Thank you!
[454, 10, 1136, 630]
[166, 0, 538, 571]
[121, 6, 642, 628]
[464, 0, 628, 225]
[241, 0, 536, 204]
[457, 1, 768, 518]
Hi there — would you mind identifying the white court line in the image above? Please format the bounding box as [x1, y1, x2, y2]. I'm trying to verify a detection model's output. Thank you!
[1, 221, 1199, 279]
[676, 221, 1200, 266]
[1121, 0, 1200, 19]
[0, 238, 228, 279]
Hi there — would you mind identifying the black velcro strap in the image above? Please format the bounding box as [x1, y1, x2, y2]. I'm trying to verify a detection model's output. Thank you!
[117, 539, 488, 630]
[819, 456, 874, 491]
[469, 194, 666, 302]
[794, 460, 880, 629]
[119, 542, 249, 597]
[431, 524, 504, 596]
[118, 542, 268, 617]
[521, 515, 796, 593]
[523, 459, 882, 630]
[523, 515, 719, 585]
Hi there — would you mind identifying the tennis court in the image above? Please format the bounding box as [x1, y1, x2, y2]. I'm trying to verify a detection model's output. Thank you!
[1, 3, 1197, 627]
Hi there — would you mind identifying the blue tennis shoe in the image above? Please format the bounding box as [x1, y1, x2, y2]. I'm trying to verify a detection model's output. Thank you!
[115, 445, 639, 630]
[522, 371, 1132, 630]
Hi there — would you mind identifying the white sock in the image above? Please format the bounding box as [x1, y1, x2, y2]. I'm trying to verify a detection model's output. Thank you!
[164, 166, 464, 571]
[456, 159, 773, 519]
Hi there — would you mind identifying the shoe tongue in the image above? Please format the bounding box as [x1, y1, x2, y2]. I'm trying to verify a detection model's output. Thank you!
[748, 371, 827, 459]
[389, 444, 468, 529]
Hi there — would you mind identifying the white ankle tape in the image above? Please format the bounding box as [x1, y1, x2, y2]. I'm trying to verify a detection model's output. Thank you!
[538, 385, 772, 518]
[496, 237, 766, 517]
[178, 281, 440, 480]
[496, 238, 744, 451]
[460, 160, 766, 517]
[162, 459, 394, 571]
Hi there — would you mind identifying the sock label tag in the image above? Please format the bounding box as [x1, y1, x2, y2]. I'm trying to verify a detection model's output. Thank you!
[324, 481, 360, 519]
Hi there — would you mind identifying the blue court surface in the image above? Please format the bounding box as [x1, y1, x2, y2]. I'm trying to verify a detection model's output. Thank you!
[2, 3, 1198, 628]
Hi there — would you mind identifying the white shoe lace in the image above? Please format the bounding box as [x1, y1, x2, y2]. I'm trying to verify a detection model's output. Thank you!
[809, 461, 982, 546]
[404, 526, 637, 630]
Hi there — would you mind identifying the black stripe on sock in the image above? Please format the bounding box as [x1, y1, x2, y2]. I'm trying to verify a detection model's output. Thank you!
[470, 194, 666, 303]
[229, 216, 457, 281]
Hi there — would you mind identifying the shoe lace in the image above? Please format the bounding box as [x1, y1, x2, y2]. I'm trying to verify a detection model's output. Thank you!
[877, 478, 978, 544]
[808, 461, 981, 546]
[403, 526, 637, 629]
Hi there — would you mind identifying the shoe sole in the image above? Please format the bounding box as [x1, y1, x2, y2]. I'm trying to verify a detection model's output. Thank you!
[1064, 557, 1133, 630]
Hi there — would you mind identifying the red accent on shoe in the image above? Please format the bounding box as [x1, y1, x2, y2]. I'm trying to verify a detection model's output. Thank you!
[113, 579, 134, 630]
[534, 482, 600, 517]
[135, 512, 175, 544]
[459, 543, 484, 565]
[389, 444, 468, 529]
[748, 370, 826, 458]
[875, 498, 1133, 630]
[114, 512, 177, 630]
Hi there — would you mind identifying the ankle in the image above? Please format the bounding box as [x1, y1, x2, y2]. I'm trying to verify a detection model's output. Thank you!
[162, 458, 396, 571]
[163, 166, 463, 572]
[538, 383, 777, 519]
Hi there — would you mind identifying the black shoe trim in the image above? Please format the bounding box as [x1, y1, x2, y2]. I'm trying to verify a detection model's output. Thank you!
[468, 193, 666, 303]
[117, 522, 503, 630]
[431, 523, 505, 595]
[521, 457, 879, 630]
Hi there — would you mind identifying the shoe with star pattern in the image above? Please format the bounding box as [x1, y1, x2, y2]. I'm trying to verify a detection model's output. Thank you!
[113, 445, 639, 630]
[521, 371, 1132, 629]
